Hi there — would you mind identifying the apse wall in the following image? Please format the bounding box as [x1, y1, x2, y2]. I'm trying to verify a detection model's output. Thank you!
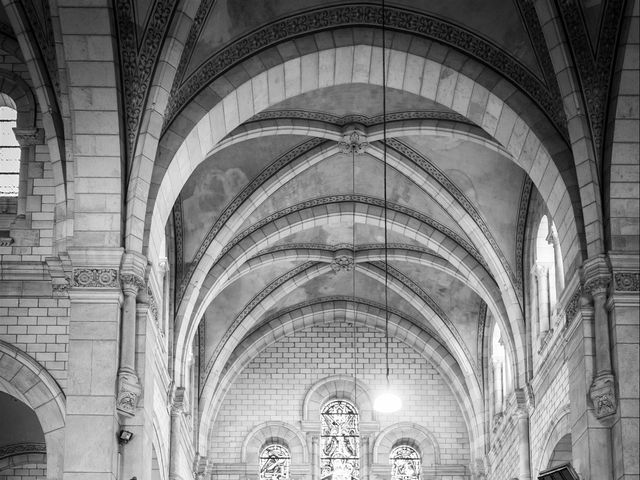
[208, 322, 471, 478]
[0, 463, 47, 480]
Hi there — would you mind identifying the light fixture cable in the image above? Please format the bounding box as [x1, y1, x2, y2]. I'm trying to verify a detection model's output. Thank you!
[352, 139, 357, 408]
[382, 0, 390, 390]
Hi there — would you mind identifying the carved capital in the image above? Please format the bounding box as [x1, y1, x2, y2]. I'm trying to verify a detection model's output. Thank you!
[331, 249, 354, 272]
[71, 268, 119, 288]
[120, 273, 145, 295]
[584, 275, 610, 298]
[12, 127, 45, 147]
[589, 372, 617, 420]
[534, 263, 548, 278]
[338, 125, 369, 155]
[116, 373, 141, 417]
[170, 386, 186, 415]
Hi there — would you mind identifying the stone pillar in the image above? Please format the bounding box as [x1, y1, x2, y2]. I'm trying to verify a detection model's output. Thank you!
[63, 248, 124, 480]
[117, 252, 147, 417]
[547, 227, 565, 294]
[169, 386, 192, 480]
[311, 435, 319, 480]
[607, 253, 640, 480]
[564, 273, 614, 480]
[515, 409, 532, 480]
[535, 264, 550, 343]
[583, 257, 617, 422]
[12, 128, 44, 218]
[361, 436, 370, 480]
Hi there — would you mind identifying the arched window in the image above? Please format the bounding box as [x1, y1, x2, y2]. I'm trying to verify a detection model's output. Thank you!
[490, 323, 512, 421]
[260, 444, 290, 480]
[390, 445, 421, 480]
[321, 400, 359, 480]
[532, 215, 564, 350]
[0, 106, 20, 196]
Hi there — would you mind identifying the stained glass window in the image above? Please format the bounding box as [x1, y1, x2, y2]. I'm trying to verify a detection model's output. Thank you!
[260, 444, 290, 480]
[390, 445, 420, 480]
[321, 400, 359, 480]
[0, 107, 20, 196]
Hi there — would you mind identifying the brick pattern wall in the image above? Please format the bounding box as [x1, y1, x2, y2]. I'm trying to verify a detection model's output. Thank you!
[209, 323, 471, 475]
[530, 362, 570, 474]
[0, 463, 46, 480]
[486, 419, 518, 480]
[0, 296, 69, 388]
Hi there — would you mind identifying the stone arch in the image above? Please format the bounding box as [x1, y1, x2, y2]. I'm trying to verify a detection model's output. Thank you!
[372, 422, 440, 466]
[0, 70, 37, 128]
[241, 421, 308, 465]
[537, 406, 572, 477]
[198, 301, 482, 463]
[0, 452, 47, 473]
[147, 44, 582, 284]
[303, 375, 376, 424]
[0, 341, 65, 480]
[176, 198, 519, 396]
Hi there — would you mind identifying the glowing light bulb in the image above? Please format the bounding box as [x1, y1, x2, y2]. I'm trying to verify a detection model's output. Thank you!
[373, 390, 402, 413]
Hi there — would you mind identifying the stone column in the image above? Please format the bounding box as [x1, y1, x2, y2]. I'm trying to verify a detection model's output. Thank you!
[117, 252, 147, 417]
[169, 386, 190, 480]
[565, 273, 614, 479]
[535, 264, 550, 344]
[361, 436, 370, 480]
[311, 435, 319, 480]
[583, 257, 617, 422]
[12, 128, 44, 218]
[547, 227, 565, 294]
[515, 409, 532, 480]
[63, 248, 124, 480]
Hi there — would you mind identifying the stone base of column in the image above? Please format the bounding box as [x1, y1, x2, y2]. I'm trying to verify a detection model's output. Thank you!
[589, 372, 617, 422]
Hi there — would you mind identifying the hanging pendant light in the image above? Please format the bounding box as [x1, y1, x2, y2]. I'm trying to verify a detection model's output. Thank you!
[373, 0, 401, 414]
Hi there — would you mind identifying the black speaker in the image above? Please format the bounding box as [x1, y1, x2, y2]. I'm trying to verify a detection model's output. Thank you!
[538, 463, 579, 480]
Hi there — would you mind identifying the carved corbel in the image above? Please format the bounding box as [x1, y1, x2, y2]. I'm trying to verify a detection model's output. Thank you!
[116, 371, 142, 417]
[589, 372, 617, 420]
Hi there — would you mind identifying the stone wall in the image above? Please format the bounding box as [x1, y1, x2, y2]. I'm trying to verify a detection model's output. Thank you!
[0, 463, 46, 480]
[208, 322, 471, 478]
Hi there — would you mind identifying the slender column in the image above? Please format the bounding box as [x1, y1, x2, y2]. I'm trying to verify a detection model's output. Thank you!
[13, 128, 44, 218]
[530, 268, 539, 343]
[311, 436, 319, 480]
[361, 436, 369, 480]
[535, 264, 550, 338]
[515, 409, 532, 480]
[169, 387, 186, 480]
[117, 272, 144, 416]
[547, 228, 565, 294]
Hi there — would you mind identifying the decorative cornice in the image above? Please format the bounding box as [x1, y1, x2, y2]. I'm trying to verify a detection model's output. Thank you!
[613, 272, 639, 292]
[12, 127, 45, 147]
[477, 301, 488, 377]
[0, 442, 46, 460]
[247, 110, 473, 127]
[514, 178, 533, 297]
[164, 4, 567, 136]
[71, 268, 119, 288]
[173, 192, 184, 285]
[563, 285, 582, 323]
[387, 138, 522, 305]
[114, 0, 178, 158]
[146, 285, 160, 326]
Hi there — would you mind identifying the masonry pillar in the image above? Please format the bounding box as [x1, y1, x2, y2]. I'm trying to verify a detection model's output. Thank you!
[12, 127, 44, 218]
[607, 253, 639, 480]
[564, 263, 614, 479]
[535, 264, 551, 344]
[311, 435, 319, 480]
[515, 409, 532, 480]
[63, 248, 123, 480]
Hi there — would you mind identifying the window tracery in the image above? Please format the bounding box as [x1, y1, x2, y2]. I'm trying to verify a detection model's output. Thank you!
[260, 444, 290, 480]
[390, 445, 421, 480]
[321, 400, 359, 480]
